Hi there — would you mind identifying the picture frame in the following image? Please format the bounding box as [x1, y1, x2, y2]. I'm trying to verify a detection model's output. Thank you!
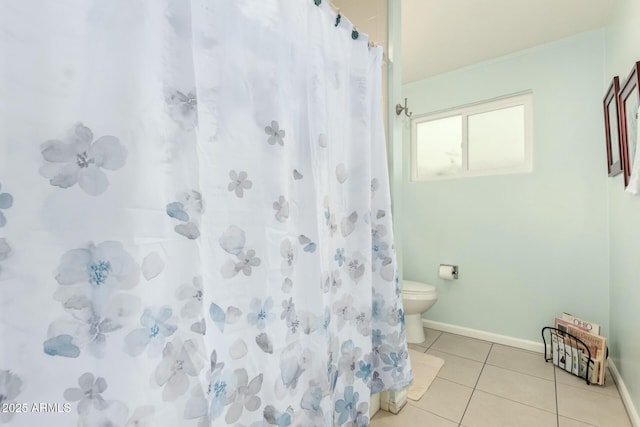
[619, 61, 640, 187]
[603, 76, 623, 177]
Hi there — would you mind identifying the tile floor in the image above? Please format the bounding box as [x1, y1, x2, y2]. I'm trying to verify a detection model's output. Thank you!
[371, 328, 633, 427]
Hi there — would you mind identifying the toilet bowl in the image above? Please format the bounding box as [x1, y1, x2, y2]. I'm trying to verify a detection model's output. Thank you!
[402, 280, 438, 344]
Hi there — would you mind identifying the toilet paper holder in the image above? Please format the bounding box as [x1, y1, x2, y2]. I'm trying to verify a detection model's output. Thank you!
[439, 264, 459, 280]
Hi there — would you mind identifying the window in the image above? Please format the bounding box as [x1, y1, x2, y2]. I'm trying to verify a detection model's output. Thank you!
[411, 92, 533, 181]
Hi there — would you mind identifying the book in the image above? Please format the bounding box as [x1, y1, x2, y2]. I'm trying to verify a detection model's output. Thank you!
[561, 312, 601, 335]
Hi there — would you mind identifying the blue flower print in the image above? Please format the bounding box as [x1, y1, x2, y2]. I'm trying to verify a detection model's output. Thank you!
[55, 241, 140, 291]
[371, 329, 384, 347]
[265, 120, 285, 146]
[335, 386, 359, 425]
[334, 248, 345, 267]
[0, 370, 23, 424]
[124, 306, 178, 357]
[247, 297, 275, 331]
[381, 351, 407, 379]
[63, 372, 109, 415]
[39, 123, 127, 196]
[166, 190, 204, 240]
[0, 183, 13, 228]
[371, 225, 389, 261]
[208, 363, 240, 421]
[356, 360, 373, 383]
[154, 338, 204, 401]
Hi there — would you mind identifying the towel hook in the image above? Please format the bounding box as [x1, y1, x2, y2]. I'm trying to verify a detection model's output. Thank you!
[395, 98, 412, 117]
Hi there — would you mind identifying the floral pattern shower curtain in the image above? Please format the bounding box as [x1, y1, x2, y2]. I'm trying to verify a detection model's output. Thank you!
[0, 0, 411, 426]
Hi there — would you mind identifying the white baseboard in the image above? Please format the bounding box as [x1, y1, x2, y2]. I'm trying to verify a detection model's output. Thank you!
[608, 359, 640, 427]
[422, 319, 545, 354]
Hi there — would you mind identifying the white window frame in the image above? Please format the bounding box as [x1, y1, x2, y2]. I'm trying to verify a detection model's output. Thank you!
[411, 92, 534, 181]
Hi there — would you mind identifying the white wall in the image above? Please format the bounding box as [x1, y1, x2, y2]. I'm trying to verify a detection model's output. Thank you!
[605, 0, 640, 415]
[400, 30, 610, 342]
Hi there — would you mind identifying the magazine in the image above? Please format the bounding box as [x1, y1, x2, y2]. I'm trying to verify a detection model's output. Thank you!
[561, 312, 601, 335]
[554, 317, 607, 384]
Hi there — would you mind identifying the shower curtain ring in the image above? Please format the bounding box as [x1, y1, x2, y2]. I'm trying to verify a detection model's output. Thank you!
[351, 26, 359, 40]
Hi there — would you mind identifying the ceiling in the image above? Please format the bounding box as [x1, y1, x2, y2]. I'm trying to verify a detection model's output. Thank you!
[401, 0, 615, 83]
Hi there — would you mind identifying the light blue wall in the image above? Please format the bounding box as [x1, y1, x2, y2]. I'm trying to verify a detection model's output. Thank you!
[400, 30, 610, 342]
[605, 0, 640, 415]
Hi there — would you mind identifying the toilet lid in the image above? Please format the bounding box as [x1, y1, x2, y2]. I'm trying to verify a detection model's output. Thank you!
[403, 280, 436, 296]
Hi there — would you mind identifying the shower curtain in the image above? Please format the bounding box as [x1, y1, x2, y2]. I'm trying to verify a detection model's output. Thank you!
[0, 1, 411, 426]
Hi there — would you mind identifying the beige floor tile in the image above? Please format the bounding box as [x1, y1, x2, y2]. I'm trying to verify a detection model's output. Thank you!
[487, 344, 555, 380]
[409, 377, 473, 423]
[410, 328, 442, 349]
[371, 406, 457, 427]
[426, 348, 484, 387]
[461, 390, 557, 427]
[430, 333, 492, 362]
[558, 416, 598, 426]
[557, 383, 632, 427]
[555, 367, 620, 398]
[408, 343, 427, 353]
[476, 364, 556, 412]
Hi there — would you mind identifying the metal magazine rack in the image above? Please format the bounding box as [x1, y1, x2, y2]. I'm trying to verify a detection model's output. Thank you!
[541, 327, 593, 385]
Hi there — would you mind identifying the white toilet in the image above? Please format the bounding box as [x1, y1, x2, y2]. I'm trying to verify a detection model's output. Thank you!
[402, 280, 438, 344]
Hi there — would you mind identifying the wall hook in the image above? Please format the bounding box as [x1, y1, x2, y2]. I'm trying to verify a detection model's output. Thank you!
[395, 98, 412, 117]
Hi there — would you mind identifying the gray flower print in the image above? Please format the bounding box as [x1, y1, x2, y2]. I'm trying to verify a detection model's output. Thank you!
[0, 238, 10, 276]
[165, 88, 198, 130]
[371, 178, 379, 194]
[225, 370, 263, 424]
[265, 120, 285, 146]
[247, 297, 275, 331]
[175, 276, 203, 318]
[124, 306, 178, 357]
[55, 241, 139, 291]
[0, 183, 13, 228]
[330, 270, 342, 294]
[280, 238, 297, 275]
[46, 293, 137, 358]
[0, 370, 23, 424]
[221, 249, 261, 278]
[63, 372, 109, 415]
[354, 310, 371, 337]
[155, 338, 204, 401]
[273, 195, 289, 222]
[228, 170, 253, 198]
[338, 340, 363, 385]
[39, 123, 127, 196]
[345, 253, 366, 283]
[332, 294, 357, 331]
